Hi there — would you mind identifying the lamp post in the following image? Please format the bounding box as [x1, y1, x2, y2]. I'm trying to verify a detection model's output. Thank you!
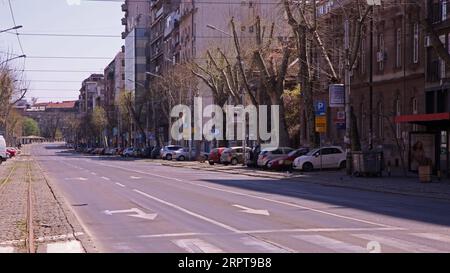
[0, 25, 22, 34]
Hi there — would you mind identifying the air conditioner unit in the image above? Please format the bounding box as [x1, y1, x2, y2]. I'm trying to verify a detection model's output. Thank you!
[376, 51, 384, 62]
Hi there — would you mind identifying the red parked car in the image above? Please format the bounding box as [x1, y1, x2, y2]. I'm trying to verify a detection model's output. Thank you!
[6, 148, 17, 157]
[208, 147, 227, 165]
[266, 148, 310, 171]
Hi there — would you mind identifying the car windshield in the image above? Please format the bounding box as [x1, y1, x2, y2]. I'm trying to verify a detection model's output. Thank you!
[288, 149, 304, 157]
[305, 148, 320, 156]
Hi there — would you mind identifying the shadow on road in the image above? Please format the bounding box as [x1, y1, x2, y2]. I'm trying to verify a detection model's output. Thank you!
[197, 177, 450, 227]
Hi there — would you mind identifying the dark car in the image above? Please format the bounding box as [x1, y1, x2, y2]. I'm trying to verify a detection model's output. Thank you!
[208, 147, 227, 165]
[266, 148, 310, 171]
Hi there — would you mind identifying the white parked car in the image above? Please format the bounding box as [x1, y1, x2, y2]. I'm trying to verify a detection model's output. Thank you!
[293, 146, 347, 171]
[0, 135, 6, 163]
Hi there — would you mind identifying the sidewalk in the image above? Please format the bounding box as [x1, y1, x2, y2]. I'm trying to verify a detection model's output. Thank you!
[156, 159, 450, 201]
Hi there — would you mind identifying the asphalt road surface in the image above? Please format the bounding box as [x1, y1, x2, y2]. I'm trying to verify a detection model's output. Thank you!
[31, 143, 450, 253]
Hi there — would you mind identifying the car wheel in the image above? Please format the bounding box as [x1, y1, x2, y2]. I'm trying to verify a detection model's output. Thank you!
[339, 160, 346, 169]
[166, 154, 172, 160]
[208, 161, 214, 165]
[231, 158, 238, 165]
[302, 162, 314, 172]
[179, 155, 185, 161]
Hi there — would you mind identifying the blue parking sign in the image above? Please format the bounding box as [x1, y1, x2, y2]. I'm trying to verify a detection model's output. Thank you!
[315, 101, 326, 116]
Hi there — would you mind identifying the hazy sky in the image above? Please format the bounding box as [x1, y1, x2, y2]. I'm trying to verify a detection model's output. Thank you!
[0, 0, 124, 102]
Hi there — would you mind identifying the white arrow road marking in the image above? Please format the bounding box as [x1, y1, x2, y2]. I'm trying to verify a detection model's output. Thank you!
[103, 208, 157, 221]
[115, 183, 126, 188]
[101, 176, 110, 181]
[133, 189, 239, 232]
[233, 204, 270, 216]
[91, 172, 97, 175]
[130, 176, 141, 179]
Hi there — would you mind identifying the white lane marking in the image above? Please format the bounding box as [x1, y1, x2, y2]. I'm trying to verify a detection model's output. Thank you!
[294, 235, 367, 253]
[64, 177, 88, 181]
[241, 237, 291, 253]
[86, 160, 392, 228]
[100, 176, 110, 181]
[136, 227, 404, 239]
[233, 204, 270, 216]
[133, 189, 239, 232]
[93, 162, 182, 181]
[115, 182, 126, 188]
[46, 240, 84, 253]
[236, 227, 404, 234]
[353, 234, 442, 253]
[138, 232, 207, 238]
[91, 172, 97, 175]
[410, 233, 450, 244]
[103, 208, 157, 221]
[0, 246, 14, 253]
[172, 238, 224, 253]
[130, 176, 141, 179]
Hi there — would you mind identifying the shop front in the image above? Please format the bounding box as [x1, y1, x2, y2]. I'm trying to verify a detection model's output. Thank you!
[395, 112, 450, 177]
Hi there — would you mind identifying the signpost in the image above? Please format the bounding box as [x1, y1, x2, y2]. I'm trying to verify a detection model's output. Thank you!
[329, 84, 345, 108]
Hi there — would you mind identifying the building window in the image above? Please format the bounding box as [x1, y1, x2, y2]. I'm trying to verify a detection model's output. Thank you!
[413, 23, 419, 64]
[396, 28, 402, 68]
[378, 102, 383, 139]
[360, 103, 364, 139]
[440, 57, 446, 79]
[377, 33, 384, 71]
[361, 38, 366, 74]
[249, 25, 254, 33]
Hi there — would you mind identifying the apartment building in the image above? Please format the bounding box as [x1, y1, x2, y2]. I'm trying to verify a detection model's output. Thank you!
[78, 74, 105, 114]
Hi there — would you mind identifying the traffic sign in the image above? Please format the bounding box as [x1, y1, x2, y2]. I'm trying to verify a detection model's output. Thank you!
[315, 116, 327, 133]
[315, 101, 326, 116]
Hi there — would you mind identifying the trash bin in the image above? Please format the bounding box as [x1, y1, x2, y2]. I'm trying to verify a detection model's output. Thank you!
[352, 151, 383, 177]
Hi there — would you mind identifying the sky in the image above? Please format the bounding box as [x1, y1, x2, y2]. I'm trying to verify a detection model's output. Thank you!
[0, 0, 124, 102]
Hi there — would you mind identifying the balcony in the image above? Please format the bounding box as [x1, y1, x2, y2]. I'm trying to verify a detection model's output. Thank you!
[121, 17, 127, 26]
[121, 3, 128, 12]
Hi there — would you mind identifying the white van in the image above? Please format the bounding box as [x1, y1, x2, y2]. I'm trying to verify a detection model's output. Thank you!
[0, 135, 7, 163]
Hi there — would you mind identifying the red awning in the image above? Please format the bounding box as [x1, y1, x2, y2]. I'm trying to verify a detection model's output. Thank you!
[395, 112, 450, 125]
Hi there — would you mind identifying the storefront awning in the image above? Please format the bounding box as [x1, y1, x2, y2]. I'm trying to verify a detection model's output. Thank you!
[395, 112, 450, 127]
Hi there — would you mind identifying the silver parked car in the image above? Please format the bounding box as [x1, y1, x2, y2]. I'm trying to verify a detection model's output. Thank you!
[160, 145, 183, 160]
[174, 148, 208, 161]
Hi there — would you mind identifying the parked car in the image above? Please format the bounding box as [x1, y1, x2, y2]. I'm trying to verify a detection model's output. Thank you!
[160, 145, 183, 160]
[220, 147, 252, 165]
[151, 145, 161, 159]
[0, 136, 6, 163]
[257, 147, 295, 168]
[174, 148, 208, 161]
[6, 148, 18, 158]
[122, 147, 136, 157]
[266, 148, 310, 171]
[293, 146, 347, 171]
[208, 147, 227, 165]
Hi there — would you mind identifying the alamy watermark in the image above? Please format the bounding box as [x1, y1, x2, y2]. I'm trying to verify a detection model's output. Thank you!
[170, 97, 279, 149]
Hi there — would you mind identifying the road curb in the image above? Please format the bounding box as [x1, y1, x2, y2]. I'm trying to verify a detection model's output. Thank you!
[159, 161, 450, 201]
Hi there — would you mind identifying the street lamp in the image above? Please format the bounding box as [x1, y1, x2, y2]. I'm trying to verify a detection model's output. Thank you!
[0, 55, 26, 66]
[206, 24, 232, 37]
[0, 25, 22, 34]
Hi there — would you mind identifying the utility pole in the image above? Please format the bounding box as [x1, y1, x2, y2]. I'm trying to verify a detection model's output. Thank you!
[344, 19, 352, 175]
